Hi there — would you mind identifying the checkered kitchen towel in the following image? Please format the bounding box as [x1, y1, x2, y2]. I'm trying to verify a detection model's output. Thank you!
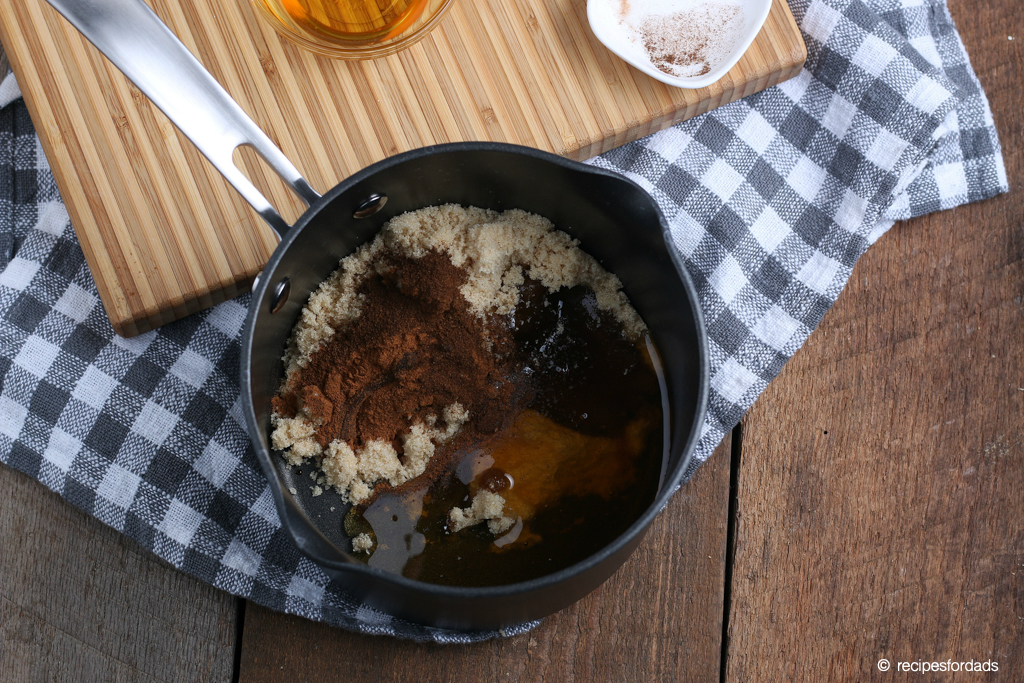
[0, 0, 1007, 641]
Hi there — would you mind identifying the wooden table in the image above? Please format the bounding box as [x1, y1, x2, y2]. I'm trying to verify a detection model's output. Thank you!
[2, 0, 1021, 679]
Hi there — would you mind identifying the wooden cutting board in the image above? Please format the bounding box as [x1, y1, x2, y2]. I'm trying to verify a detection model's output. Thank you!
[0, 0, 805, 336]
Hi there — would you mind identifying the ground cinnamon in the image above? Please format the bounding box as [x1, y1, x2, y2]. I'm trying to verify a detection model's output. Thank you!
[272, 251, 521, 493]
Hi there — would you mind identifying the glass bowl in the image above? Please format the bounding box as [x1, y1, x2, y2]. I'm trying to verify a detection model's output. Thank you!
[252, 0, 455, 59]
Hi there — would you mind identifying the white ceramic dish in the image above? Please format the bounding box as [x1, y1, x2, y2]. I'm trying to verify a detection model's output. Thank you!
[587, 0, 772, 89]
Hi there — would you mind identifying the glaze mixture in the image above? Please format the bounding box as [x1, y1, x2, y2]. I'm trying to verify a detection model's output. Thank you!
[271, 205, 666, 586]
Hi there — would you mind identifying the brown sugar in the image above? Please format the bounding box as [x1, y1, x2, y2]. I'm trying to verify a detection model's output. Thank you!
[448, 490, 515, 535]
[351, 532, 374, 553]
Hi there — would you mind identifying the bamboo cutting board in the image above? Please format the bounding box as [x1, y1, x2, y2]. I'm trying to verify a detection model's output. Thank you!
[0, 0, 805, 336]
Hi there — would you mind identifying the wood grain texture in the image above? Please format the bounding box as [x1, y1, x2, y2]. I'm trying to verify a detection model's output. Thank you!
[0, 464, 237, 683]
[236, 436, 733, 683]
[722, 1, 1023, 679]
[0, 0, 805, 336]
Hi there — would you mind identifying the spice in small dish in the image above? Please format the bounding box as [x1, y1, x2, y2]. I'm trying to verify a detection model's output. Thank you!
[635, 2, 743, 78]
[588, 0, 770, 88]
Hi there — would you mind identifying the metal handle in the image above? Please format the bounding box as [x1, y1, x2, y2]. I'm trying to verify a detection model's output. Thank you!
[44, 0, 321, 238]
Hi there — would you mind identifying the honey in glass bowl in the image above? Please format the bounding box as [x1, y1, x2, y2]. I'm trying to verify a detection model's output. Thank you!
[253, 0, 454, 58]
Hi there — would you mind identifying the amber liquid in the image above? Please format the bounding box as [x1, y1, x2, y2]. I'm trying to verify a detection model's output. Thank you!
[344, 282, 669, 587]
[280, 0, 431, 42]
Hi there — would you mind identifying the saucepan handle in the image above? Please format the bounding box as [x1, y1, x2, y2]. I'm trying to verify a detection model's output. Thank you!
[44, 0, 321, 238]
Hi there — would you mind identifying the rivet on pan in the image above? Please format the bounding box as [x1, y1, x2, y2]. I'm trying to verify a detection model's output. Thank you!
[353, 193, 387, 219]
[251, 271, 262, 293]
[269, 277, 290, 314]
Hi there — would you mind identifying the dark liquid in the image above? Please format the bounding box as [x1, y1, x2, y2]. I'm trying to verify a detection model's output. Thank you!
[344, 281, 667, 586]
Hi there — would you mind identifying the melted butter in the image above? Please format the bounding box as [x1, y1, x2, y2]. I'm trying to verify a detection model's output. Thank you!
[476, 408, 655, 544]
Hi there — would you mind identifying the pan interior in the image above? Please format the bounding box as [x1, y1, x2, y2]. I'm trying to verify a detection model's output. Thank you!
[244, 147, 706, 586]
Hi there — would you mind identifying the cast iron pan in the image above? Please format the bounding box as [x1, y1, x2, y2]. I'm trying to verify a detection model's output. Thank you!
[46, 0, 709, 630]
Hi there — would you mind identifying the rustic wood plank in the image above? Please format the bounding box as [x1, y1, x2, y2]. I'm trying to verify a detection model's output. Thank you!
[0, 0, 805, 336]
[723, 1, 1023, 679]
[237, 436, 733, 682]
[0, 464, 238, 683]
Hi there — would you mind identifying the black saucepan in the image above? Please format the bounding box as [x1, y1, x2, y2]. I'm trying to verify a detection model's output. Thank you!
[46, 0, 709, 630]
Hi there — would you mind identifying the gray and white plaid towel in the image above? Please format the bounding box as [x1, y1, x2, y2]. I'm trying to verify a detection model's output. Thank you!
[0, 0, 1007, 642]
